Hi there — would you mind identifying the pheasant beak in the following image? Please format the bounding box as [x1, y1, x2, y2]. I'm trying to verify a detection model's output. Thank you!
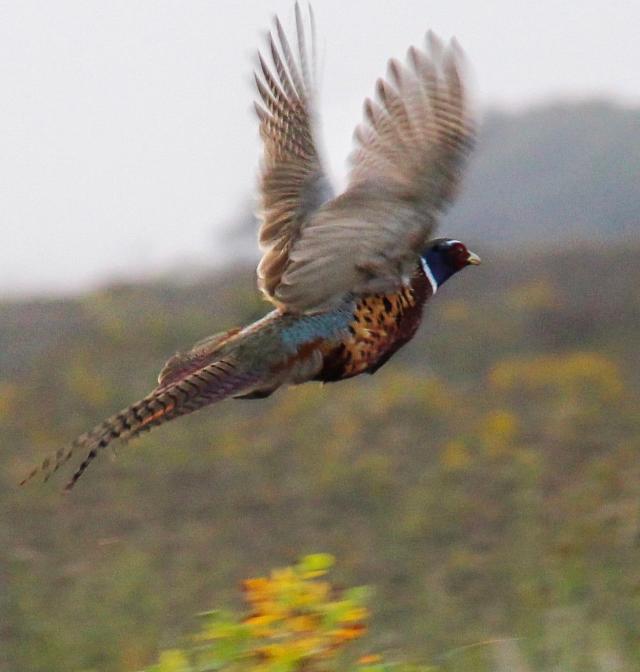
[466, 250, 481, 266]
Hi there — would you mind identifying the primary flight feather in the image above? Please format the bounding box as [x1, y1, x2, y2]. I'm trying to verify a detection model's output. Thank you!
[21, 3, 479, 491]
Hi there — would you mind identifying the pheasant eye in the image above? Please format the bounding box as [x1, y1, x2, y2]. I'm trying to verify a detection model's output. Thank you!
[451, 242, 466, 254]
[446, 242, 468, 269]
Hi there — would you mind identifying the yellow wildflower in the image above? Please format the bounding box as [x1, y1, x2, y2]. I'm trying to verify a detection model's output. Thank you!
[358, 654, 383, 664]
[441, 439, 471, 470]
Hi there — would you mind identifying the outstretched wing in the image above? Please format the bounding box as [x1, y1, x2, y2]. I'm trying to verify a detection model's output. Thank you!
[271, 32, 475, 312]
[20, 358, 260, 491]
[348, 33, 474, 208]
[254, 3, 334, 305]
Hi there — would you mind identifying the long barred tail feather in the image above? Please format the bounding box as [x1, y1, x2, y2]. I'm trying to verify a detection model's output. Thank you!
[20, 358, 259, 491]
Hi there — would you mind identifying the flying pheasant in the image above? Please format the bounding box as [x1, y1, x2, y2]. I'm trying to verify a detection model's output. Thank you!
[21, 4, 479, 491]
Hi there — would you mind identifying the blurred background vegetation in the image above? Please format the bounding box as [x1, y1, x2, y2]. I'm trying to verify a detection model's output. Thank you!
[141, 554, 388, 672]
[2, 100, 640, 671]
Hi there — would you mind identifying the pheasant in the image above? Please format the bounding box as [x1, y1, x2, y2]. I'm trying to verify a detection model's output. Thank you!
[21, 4, 479, 491]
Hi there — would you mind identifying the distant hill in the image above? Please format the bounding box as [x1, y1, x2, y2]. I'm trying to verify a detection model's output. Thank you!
[445, 100, 640, 247]
[228, 100, 639, 256]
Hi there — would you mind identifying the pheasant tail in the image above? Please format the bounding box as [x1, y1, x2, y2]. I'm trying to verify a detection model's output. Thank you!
[20, 358, 259, 491]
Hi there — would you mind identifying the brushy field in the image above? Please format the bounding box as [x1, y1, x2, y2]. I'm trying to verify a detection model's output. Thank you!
[2, 244, 640, 672]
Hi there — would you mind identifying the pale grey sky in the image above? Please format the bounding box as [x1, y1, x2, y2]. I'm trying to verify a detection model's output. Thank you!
[2, 0, 639, 296]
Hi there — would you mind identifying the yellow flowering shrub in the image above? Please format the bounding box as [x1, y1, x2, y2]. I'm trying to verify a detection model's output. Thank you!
[141, 555, 435, 672]
[479, 409, 519, 457]
[507, 279, 560, 311]
[440, 439, 472, 471]
[488, 351, 624, 403]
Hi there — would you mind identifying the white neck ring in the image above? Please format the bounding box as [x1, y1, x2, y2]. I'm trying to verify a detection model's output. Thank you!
[420, 257, 439, 295]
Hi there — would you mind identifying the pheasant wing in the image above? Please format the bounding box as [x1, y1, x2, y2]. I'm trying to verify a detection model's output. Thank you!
[272, 33, 475, 312]
[255, 3, 334, 305]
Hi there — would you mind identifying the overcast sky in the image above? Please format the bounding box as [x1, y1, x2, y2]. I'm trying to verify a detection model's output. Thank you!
[2, 0, 639, 297]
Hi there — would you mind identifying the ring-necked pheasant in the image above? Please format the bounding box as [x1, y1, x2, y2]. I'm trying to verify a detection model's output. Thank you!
[21, 4, 479, 491]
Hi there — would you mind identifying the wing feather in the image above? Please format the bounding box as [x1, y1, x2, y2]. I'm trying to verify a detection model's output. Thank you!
[255, 3, 333, 305]
[271, 32, 475, 312]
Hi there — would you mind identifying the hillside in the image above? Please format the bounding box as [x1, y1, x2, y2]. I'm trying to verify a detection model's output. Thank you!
[447, 100, 640, 247]
[2, 243, 640, 671]
[231, 100, 640, 257]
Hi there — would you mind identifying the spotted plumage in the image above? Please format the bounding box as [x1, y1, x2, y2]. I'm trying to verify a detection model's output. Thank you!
[21, 5, 480, 491]
[317, 271, 431, 381]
